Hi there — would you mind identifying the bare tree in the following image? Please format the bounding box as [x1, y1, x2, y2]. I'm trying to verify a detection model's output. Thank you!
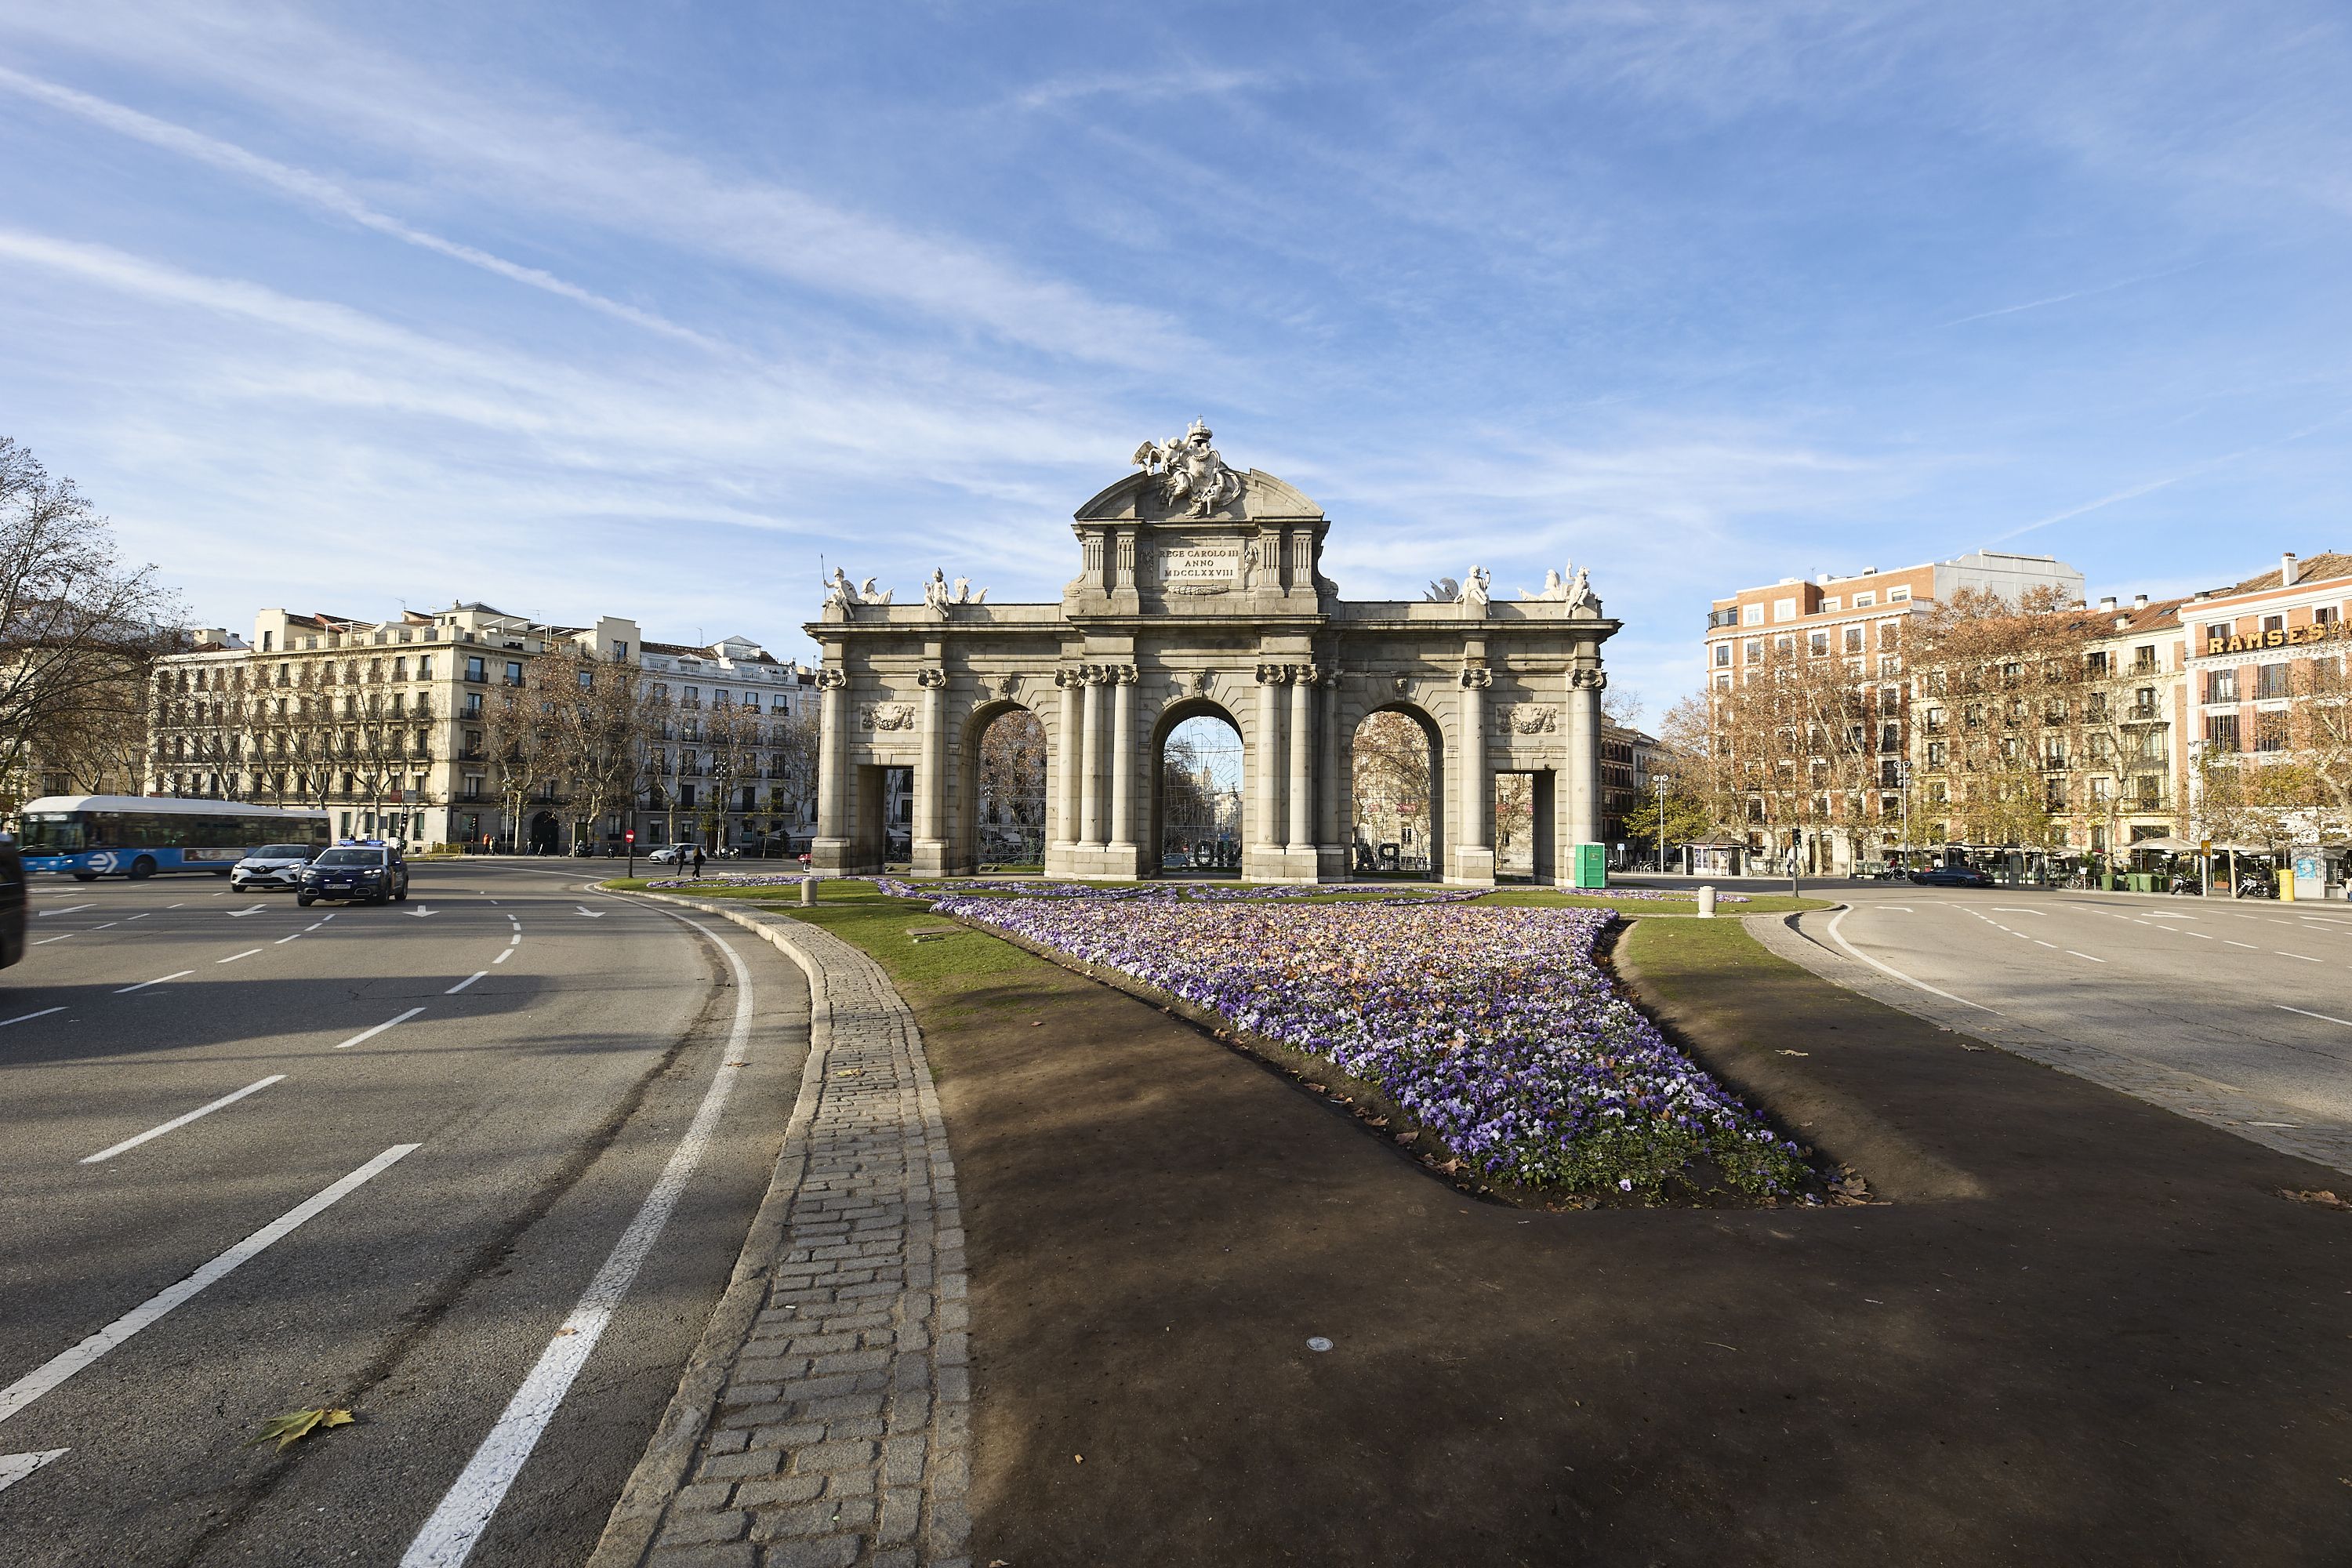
[479, 675, 551, 851]
[543, 649, 661, 852]
[0, 438, 183, 811]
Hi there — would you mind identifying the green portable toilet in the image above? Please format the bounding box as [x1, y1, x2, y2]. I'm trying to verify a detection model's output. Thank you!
[1573, 843, 1607, 890]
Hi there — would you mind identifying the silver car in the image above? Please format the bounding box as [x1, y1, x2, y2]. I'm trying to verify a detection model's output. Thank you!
[231, 843, 319, 891]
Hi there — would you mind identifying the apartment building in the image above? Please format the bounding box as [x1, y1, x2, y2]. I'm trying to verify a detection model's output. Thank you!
[2182, 552, 2352, 854]
[1700, 550, 2085, 871]
[147, 602, 815, 851]
[633, 635, 818, 851]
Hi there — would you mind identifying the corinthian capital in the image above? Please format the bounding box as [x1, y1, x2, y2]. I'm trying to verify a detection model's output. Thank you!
[915, 667, 948, 689]
[814, 668, 848, 691]
[1255, 662, 1292, 684]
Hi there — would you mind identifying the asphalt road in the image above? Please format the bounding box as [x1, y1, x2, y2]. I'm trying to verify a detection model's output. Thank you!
[1819, 881, 2352, 1133]
[0, 861, 807, 1567]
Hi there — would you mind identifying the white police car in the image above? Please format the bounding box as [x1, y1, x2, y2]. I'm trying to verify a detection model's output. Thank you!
[230, 842, 321, 891]
[296, 840, 410, 906]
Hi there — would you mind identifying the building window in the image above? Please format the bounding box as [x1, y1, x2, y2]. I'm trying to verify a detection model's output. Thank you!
[465, 655, 485, 682]
[2263, 614, 2285, 636]
[1889, 586, 1910, 602]
[1773, 598, 1798, 622]
[1926, 740, 1946, 767]
[2136, 777, 2161, 810]
[612, 639, 630, 659]
[2133, 644, 2157, 674]
[2318, 605, 2342, 626]
[1843, 626, 1864, 653]
[1713, 643, 1730, 667]
[2205, 668, 2238, 703]
[1742, 639, 1761, 664]
[2132, 687, 2158, 720]
[505, 660, 524, 686]
[1822, 597, 1841, 612]
[2208, 714, 2240, 751]
[2256, 711, 2288, 752]
[1742, 604, 1763, 626]
[1809, 630, 1830, 656]
[578, 669, 594, 690]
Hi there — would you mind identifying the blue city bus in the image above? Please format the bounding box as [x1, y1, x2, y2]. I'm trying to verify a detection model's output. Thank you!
[16, 796, 332, 881]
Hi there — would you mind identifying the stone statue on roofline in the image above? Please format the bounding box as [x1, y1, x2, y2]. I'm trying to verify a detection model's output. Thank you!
[1131, 419, 1245, 517]
[924, 568, 953, 615]
[1458, 565, 1491, 615]
[1565, 566, 1598, 615]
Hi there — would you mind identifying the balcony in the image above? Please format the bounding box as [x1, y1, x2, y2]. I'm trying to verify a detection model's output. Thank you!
[1706, 609, 1740, 629]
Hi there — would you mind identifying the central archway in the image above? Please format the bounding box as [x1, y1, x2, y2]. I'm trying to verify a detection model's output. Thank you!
[965, 702, 1047, 871]
[1152, 702, 1244, 877]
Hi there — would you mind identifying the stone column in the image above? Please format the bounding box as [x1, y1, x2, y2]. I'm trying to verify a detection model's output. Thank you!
[1080, 669, 1104, 849]
[1567, 663, 1603, 852]
[1253, 664, 1285, 854]
[1053, 672, 1079, 857]
[811, 668, 850, 872]
[1287, 666, 1313, 852]
[1109, 666, 1135, 852]
[1456, 666, 1494, 884]
[912, 667, 948, 875]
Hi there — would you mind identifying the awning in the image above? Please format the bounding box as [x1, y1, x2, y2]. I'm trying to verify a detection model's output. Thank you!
[2128, 836, 2199, 853]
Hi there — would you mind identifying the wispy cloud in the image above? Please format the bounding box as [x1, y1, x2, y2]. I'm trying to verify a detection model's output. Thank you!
[1988, 409, 2352, 545]
[1014, 64, 1272, 111]
[0, 63, 731, 354]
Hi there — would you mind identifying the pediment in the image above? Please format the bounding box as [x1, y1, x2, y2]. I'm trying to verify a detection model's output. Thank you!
[1073, 468, 1325, 524]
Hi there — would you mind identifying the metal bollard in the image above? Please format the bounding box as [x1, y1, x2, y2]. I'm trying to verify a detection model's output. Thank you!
[801, 875, 816, 906]
[1697, 884, 1717, 919]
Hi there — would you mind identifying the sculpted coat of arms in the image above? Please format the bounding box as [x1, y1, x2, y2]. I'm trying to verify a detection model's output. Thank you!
[1131, 419, 1244, 517]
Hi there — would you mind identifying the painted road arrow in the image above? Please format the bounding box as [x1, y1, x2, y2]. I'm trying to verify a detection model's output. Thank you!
[407, 906, 436, 917]
[575, 907, 606, 917]
[227, 905, 268, 917]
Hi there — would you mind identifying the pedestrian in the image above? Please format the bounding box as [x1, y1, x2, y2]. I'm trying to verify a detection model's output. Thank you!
[692, 845, 705, 878]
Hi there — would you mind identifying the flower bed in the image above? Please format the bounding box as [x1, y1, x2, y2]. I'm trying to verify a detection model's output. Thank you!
[916, 891, 1809, 1201]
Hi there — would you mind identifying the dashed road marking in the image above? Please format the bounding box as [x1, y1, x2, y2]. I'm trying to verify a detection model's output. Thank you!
[334, 1007, 426, 1051]
[446, 972, 486, 995]
[114, 971, 192, 995]
[216, 948, 263, 964]
[0, 1145, 419, 1426]
[82, 1076, 287, 1163]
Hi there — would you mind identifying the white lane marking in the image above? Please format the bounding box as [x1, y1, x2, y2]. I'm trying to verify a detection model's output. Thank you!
[2033, 940, 2056, 948]
[34, 905, 94, 918]
[507, 934, 521, 947]
[82, 1076, 287, 1163]
[275, 932, 303, 945]
[210, 891, 227, 897]
[2277, 952, 2322, 962]
[2182, 931, 2213, 938]
[574, 907, 604, 918]
[0, 1007, 65, 1029]
[1992, 907, 2045, 915]
[2066, 950, 2106, 963]
[216, 948, 264, 965]
[124, 913, 150, 921]
[1826, 909, 2000, 1014]
[0, 1145, 419, 1426]
[2279, 1005, 2352, 1029]
[92, 921, 119, 931]
[321, 913, 336, 922]
[407, 906, 436, 918]
[165, 903, 185, 909]
[0, 1447, 67, 1494]
[114, 971, 193, 994]
[306, 921, 326, 932]
[445, 972, 486, 995]
[334, 1007, 425, 1051]
[227, 905, 268, 918]
[2226, 941, 2259, 949]
[401, 918, 756, 1568]
[492, 949, 514, 964]
[31, 935, 71, 946]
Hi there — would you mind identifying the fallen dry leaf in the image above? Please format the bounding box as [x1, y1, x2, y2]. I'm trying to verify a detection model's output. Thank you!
[245, 1407, 354, 1452]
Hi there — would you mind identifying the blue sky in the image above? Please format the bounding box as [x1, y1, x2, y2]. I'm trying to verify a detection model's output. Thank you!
[2, 2, 2348, 719]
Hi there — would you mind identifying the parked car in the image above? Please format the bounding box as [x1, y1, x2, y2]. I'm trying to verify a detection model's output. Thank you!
[646, 844, 702, 866]
[1908, 864, 1994, 888]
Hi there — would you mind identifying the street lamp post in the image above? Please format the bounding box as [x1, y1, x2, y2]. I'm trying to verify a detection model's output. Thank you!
[1895, 759, 1911, 873]
[1654, 775, 1668, 875]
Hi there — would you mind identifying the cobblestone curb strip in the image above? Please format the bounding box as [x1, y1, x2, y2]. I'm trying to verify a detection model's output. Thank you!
[1750, 909, 2352, 1178]
[587, 891, 971, 1568]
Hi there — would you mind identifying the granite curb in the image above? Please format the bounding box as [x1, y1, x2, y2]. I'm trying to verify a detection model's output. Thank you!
[586, 891, 971, 1568]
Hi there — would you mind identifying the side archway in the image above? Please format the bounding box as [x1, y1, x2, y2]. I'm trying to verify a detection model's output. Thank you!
[1346, 702, 1446, 879]
[956, 699, 1047, 873]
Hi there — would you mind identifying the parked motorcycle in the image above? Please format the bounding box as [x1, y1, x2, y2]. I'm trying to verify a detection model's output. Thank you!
[2237, 874, 2278, 899]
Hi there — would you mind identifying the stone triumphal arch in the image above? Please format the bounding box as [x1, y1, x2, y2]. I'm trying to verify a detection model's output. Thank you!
[808, 426, 1620, 885]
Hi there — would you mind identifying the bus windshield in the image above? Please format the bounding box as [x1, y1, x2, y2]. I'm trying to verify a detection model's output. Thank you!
[19, 815, 86, 853]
